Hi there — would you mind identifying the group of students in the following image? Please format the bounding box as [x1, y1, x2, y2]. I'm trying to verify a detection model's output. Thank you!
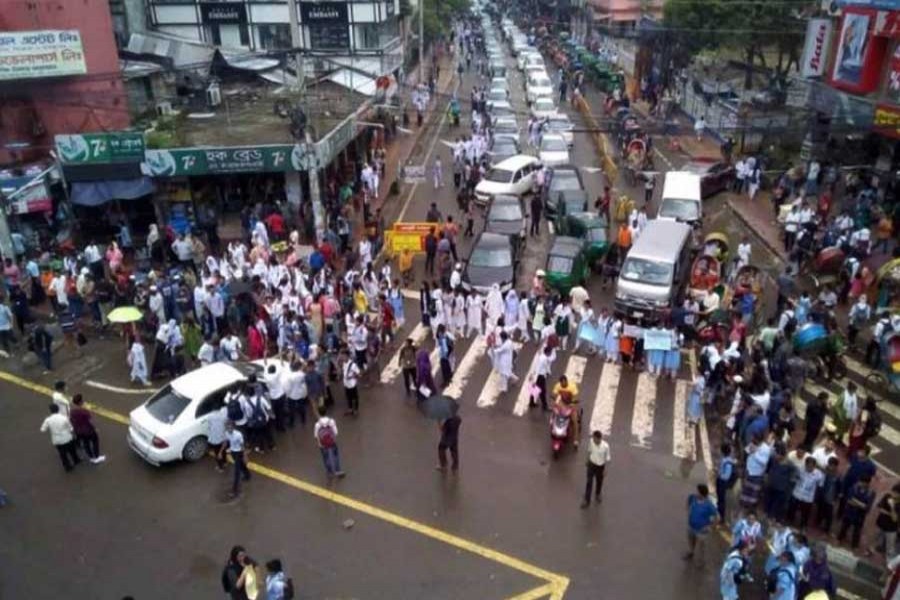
[39, 381, 106, 472]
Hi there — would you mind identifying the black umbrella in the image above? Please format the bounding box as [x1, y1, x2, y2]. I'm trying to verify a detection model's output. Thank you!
[419, 395, 460, 421]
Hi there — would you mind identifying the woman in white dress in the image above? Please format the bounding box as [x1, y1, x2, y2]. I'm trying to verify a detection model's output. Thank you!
[128, 338, 149, 385]
[605, 317, 621, 363]
[452, 291, 467, 337]
[485, 284, 504, 327]
[466, 292, 483, 338]
[490, 331, 519, 393]
[504, 290, 520, 338]
[517, 292, 530, 342]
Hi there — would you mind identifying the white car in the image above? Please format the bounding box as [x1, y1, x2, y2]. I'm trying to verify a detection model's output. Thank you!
[527, 74, 554, 104]
[538, 134, 570, 167]
[521, 53, 545, 72]
[491, 77, 510, 95]
[517, 50, 541, 71]
[474, 154, 542, 205]
[127, 361, 283, 465]
[543, 113, 575, 147]
[531, 97, 557, 120]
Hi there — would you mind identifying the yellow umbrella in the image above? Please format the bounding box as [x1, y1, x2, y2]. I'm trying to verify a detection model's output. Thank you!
[107, 306, 143, 324]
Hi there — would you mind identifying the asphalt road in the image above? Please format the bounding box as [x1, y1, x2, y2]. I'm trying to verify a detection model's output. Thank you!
[0, 31, 883, 600]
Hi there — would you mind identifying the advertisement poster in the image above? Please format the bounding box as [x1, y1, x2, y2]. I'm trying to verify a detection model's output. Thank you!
[833, 12, 872, 87]
[0, 30, 86, 81]
[800, 18, 833, 78]
[888, 45, 900, 104]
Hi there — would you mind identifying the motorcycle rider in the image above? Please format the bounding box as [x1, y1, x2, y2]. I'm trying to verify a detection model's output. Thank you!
[552, 375, 581, 447]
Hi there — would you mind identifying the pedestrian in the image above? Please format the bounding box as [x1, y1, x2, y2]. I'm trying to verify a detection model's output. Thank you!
[39, 403, 79, 472]
[127, 336, 150, 386]
[581, 430, 611, 508]
[0, 300, 14, 353]
[694, 115, 706, 140]
[314, 406, 345, 478]
[221, 546, 249, 600]
[304, 359, 325, 416]
[29, 322, 53, 372]
[219, 420, 251, 497]
[684, 483, 719, 566]
[236, 554, 260, 600]
[490, 330, 518, 393]
[415, 347, 437, 400]
[242, 375, 274, 453]
[716, 443, 738, 523]
[643, 174, 655, 204]
[284, 361, 308, 428]
[837, 477, 875, 549]
[800, 544, 836, 598]
[788, 456, 824, 530]
[265, 362, 287, 432]
[868, 483, 900, 561]
[208, 404, 228, 471]
[719, 541, 753, 600]
[768, 551, 798, 600]
[436, 324, 455, 387]
[531, 345, 554, 411]
[436, 413, 461, 472]
[341, 349, 361, 416]
[265, 559, 292, 600]
[530, 194, 543, 237]
[69, 394, 106, 464]
[815, 456, 840, 534]
[432, 156, 443, 189]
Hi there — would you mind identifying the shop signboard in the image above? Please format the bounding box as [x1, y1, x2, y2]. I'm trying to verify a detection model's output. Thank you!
[144, 145, 299, 177]
[836, 0, 900, 10]
[303, 2, 350, 50]
[0, 30, 86, 81]
[873, 103, 900, 138]
[800, 18, 833, 78]
[55, 132, 145, 165]
[200, 3, 247, 24]
[0, 176, 52, 215]
[831, 8, 888, 93]
[385, 222, 442, 254]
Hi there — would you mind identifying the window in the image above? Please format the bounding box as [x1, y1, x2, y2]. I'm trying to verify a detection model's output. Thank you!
[356, 20, 399, 50]
[620, 258, 674, 286]
[258, 24, 291, 50]
[470, 246, 511, 268]
[239, 24, 250, 46]
[196, 388, 231, 419]
[145, 385, 192, 425]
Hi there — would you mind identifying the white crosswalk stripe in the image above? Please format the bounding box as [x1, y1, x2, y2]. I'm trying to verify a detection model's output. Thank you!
[589, 363, 621, 437]
[379, 323, 429, 384]
[630, 372, 658, 448]
[444, 337, 487, 400]
[672, 380, 696, 460]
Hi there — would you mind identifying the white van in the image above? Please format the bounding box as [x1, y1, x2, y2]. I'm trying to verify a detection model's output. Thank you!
[474, 154, 542, 206]
[657, 171, 703, 227]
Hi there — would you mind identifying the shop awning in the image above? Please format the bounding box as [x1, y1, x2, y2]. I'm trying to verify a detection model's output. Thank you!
[70, 177, 155, 207]
[326, 69, 378, 96]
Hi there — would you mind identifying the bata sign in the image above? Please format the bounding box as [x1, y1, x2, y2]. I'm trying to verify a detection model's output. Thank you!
[0, 30, 86, 81]
[800, 18, 833, 79]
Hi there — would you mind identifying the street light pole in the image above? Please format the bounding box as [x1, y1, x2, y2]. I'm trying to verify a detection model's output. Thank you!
[286, 0, 324, 242]
[418, 0, 424, 83]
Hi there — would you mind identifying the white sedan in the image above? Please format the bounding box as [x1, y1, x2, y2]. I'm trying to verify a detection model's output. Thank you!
[531, 97, 557, 120]
[127, 360, 284, 465]
[538, 134, 570, 167]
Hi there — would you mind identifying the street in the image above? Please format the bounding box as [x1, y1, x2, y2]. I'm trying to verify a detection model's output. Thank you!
[0, 16, 890, 600]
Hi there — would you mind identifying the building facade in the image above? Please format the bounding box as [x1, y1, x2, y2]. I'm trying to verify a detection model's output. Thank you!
[147, 0, 403, 75]
[589, 0, 662, 32]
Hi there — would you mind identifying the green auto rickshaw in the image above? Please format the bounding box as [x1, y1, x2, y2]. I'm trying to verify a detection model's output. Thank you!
[545, 236, 590, 295]
[565, 212, 610, 269]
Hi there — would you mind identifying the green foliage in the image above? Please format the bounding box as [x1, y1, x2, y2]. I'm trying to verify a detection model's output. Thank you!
[419, 0, 471, 44]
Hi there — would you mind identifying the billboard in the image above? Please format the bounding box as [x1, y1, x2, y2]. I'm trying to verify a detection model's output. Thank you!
[0, 30, 86, 81]
[800, 18, 833, 78]
[831, 9, 888, 92]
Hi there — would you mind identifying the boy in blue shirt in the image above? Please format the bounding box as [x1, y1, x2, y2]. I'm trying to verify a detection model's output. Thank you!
[684, 484, 719, 566]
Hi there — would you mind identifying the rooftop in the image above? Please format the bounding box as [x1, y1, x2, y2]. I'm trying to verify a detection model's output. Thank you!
[145, 80, 367, 148]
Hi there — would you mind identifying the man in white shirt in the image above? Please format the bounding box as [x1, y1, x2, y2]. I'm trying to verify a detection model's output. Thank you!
[220, 333, 243, 362]
[449, 263, 462, 290]
[532, 346, 555, 411]
[265, 363, 287, 432]
[842, 382, 859, 423]
[582, 430, 611, 507]
[736, 238, 751, 269]
[788, 456, 824, 529]
[197, 338, 218, 366]
[784, 206, 801, 252]
[192, 283, 208, 323]
[52, 381, 71, 417]
[50, 270, 69, 310]
[40, 403, 79, 471]
[284, 361, 308, 427]
[350, 316, 369, 370]
[84, 240, 104, 280]
[341, 350, 362, 416]
[171, 234, 194, 270]
[314, 407, 346, 478]
[205, 285, 226, 333]
[219, 421, 251, 496]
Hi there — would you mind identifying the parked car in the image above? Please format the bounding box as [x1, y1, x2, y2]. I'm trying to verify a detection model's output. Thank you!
[682, 158, 736, 198]
[486, 89, 511, 110]
[531, 97, 557, 120]
[542, 113, 575, 147]
[127, 361, 274, 465]
[539, 134, 570, 167]
[543, 165, 586, 217]
[475, 154, 542, 205]
[545, 236, 590, 295]
[492, 115, 520, 144]
[485, 194, 527, 253]
[527, 73, 554, 104]
[462, 231, 519, 294]
[517, 50, 542, 71]
[487, 137, 521, 166]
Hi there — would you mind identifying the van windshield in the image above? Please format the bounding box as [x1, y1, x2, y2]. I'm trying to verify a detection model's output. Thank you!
[620, 257, 673, 286]
[660, 198, 700, 221]
[485, 168, 514, 183]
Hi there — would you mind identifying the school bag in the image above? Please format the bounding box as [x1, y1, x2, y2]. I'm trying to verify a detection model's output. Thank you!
[226, 395, 244, 422]
[555, 313, 570, 337]
[284, 577, 295, 599]
[766, 567, 793, 594]
[247, 393, 268, 428]
[317, 422, 336, 448]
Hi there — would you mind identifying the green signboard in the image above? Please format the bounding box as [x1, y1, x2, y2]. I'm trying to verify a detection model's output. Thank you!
[144, 145, 311, 177]
[55, 132, 145, 165]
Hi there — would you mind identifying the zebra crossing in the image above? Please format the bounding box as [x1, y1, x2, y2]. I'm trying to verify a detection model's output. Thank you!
[376, 328, 701, 460]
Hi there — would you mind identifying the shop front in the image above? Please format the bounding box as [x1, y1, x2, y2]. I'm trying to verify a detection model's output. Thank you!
[0, 163, 65, 257]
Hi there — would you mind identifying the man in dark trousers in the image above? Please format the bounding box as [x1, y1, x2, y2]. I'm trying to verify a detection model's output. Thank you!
[437, 413, 462, 472]
[530, 194, 543, 237]
[424, 227, 438, 275]
[581, 430, 611, 507]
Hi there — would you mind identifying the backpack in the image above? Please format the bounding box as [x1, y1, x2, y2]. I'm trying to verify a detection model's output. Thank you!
[284, 577, 295, 600]
[727, 553, 749, 585]
[555, 314, 570, 337]
[766, 567, 793, 594]
[247, 394, 268, 428]
[317, 422, 336, 448]
[226, 396, 244, 422]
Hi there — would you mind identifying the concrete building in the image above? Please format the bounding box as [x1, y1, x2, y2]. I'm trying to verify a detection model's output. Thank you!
[589, 0, 663, 32]
[146, 0, 404, 76]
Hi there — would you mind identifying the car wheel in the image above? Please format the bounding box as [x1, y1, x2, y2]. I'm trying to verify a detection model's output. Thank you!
[182, 435, 209, 462]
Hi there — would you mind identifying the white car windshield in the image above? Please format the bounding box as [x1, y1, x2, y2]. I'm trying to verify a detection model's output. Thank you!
[621, 258, 673, 286]
[485, 168, 514, 183]
[660, 198, 700, 220]
[490, 203, 522, 221]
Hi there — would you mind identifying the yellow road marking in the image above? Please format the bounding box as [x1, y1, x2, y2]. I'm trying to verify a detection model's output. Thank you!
[0, 370, 570, 598]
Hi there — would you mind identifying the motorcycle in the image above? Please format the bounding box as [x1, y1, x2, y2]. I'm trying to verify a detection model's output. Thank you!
[550, 403, 574, 458]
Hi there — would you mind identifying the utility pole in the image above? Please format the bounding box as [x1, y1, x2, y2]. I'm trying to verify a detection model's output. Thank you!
[286, 0, 324, 241]
[418, 0, 425, 83]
